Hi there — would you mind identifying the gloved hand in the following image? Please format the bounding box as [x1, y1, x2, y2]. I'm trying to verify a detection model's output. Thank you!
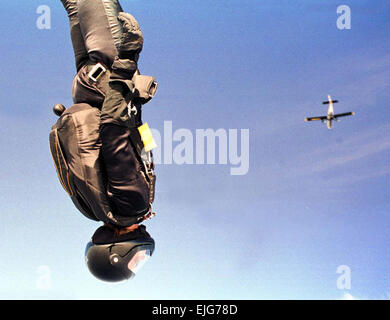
[117, 12, 144, 60]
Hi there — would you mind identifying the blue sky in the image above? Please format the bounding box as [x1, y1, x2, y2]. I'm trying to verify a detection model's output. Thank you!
[0, 0, 389, 299]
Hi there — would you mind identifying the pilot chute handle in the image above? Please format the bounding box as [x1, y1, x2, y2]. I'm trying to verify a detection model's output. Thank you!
[53, 104, 66, 117]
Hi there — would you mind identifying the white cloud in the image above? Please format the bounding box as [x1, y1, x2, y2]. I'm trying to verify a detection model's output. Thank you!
[341, 292, 390, 300]
[342, 293, 357, 300]
[292, 123, 390, 180]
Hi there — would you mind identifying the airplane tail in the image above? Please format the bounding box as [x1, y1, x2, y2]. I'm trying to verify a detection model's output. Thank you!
[322, 95, 339, 105]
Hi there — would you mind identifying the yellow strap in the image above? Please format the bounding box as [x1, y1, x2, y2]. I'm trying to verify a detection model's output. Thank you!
[138, 123, 157, 152]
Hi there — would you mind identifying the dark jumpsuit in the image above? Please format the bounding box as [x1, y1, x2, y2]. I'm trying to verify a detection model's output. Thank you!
[60, 0, 151, 224]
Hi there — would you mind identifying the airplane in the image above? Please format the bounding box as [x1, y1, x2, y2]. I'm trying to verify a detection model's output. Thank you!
[305, 95, 355, 129]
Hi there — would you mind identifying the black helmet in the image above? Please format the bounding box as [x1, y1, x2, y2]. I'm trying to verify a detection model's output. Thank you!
[85, 226, 155, 282]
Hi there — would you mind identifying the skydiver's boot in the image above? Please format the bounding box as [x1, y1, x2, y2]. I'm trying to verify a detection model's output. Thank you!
[61, 0, 124, 68]
[61, 0, 88, 71]
[71, 0, 125, 108]
[77, 0, 123, 67]
[60, 0, 77, 17]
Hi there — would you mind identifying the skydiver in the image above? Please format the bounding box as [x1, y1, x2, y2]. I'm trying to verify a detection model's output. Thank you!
[50, 0, 158, 282]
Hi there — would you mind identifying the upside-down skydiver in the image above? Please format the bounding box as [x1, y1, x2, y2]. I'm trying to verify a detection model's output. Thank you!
[50, 0, 158, 282]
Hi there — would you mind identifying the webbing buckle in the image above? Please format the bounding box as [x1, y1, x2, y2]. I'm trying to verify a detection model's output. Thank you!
[88, 63, 107, 82]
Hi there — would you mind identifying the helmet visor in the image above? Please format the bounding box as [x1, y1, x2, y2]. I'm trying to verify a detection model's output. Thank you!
[127, 249, 151, 274]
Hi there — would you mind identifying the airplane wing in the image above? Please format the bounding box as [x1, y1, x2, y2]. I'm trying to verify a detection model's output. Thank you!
[305, 116, 327, 122]
[334, 112, 354, 119]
